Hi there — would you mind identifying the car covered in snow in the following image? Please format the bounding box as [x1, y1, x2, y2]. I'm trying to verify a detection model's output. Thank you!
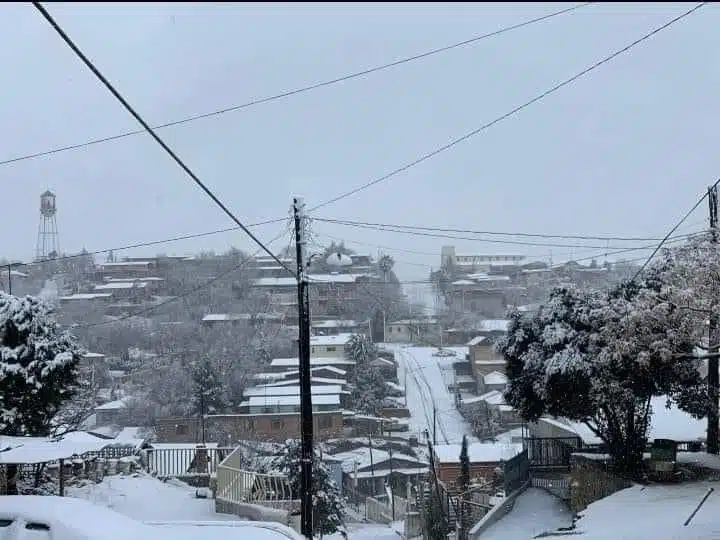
[0, 496, 303, 540]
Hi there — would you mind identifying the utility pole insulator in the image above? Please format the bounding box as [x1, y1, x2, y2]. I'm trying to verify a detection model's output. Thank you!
[294, 197, 314, 538]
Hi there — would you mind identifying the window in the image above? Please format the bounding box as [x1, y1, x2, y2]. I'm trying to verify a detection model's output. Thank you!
[272, 419, 284, 430]
[326, 346, 336, 352]
[175, 424, 188, 435]
[246, 419, 256, 431]
[318, 416, 332, 429]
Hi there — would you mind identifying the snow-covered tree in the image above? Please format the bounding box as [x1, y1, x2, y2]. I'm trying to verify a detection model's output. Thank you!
[190, 358, 229, 415]
[352, 363, 388, 415]
[345, 333, 377, 366]
[0, 293, 82, 436]
[272, 439, 346, 539]
[498, 274, 707, 478]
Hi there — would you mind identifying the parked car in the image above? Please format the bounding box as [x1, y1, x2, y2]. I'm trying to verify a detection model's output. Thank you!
[0, 496, 303, 540]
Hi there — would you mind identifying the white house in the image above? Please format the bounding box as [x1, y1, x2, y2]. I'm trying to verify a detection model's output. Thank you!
[310, 333, 354, 358]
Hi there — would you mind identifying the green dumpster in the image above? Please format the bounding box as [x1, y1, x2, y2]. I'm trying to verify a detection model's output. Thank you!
[650, 439, 677, 477]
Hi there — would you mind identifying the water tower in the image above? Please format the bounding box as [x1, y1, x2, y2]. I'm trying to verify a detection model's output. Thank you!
[35, 190, 60, 261]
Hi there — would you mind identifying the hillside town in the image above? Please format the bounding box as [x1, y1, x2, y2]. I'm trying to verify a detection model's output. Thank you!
[2, 3, 720, 540]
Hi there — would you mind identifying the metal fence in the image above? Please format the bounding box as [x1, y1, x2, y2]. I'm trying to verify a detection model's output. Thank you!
[527, 437, 584, 469]
[141, 446, 234, 478]
[503, 449, 530, 493]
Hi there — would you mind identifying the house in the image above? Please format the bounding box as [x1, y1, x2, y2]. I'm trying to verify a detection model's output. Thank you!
[260, 377, 349, 391]
[433, 442, 524, 488]
[201, 312, 286, 327]
[58, 292, 113, 305]
[481, 371, 508, 393]
[94, 398, 130, 426]
[80, 352, 106, 369]
[330, 446, 428, 499]
[207, 410, 344, 443]
[239, 394, 340, 415]
[312, 319, 368, 336]
[385, 319, 443, 344]
[467, 336, 506, 383]
[243, 384, 350, 409]
[93, 281, 150, 302]
[96, 260, 157, 279]
[440, 246, 526, 274]
[268, 357, 356, 377]
[310, 333, 354, 358]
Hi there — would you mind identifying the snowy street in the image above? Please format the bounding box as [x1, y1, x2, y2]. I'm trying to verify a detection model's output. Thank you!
[388, 345, 476, 444]
[479, 488, 572, 540]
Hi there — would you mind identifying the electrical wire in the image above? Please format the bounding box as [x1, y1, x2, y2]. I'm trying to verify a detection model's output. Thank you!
[630, 179, 718, 283]
[2, 3, 590, 169]
[33, 2, 295, 277]
[309, 3, 707, 212]
[313, 217, 692, 243]
[311, 218, 701, 250]
[71, 225, 292, 329]
[1, 217, 286, 271]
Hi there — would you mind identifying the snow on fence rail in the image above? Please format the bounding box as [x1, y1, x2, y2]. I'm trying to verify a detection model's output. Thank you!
[141, 446, 234, 478]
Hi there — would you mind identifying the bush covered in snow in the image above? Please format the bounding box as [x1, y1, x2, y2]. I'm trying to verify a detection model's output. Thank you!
[498, 269, 707, 478]
[0, 293, 83, 436]
[272, 439, 346, 538]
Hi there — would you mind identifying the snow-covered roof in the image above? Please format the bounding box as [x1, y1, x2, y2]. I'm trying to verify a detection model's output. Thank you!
[100, 261, 153, 267]
[202, 313, 285, 322]
[329, 447, 426, 473]
[283, 365, 347, 376]
[105, 277, 164, 283]
[312, 319, 361, 328]
[389, 318, 440, 326]
[244, 384, 343, 397]
[247, 394, 340, 408]
[467, 336, 487, 346]
[82, 352, 106, 359]
[269, 357, 354, 368]
[254, 274, 368, 288]
[94, 282, 148, 291]
[478, 319, 510, 332]
[483, 371, 508, 385]
[0, 434, 110, 464]
[261, 377, 347, 388]
[58, 293, 113, 301]
[95, 398, 129, 411]
[433, 442, 524, 464]
[310, 333, 354, 347]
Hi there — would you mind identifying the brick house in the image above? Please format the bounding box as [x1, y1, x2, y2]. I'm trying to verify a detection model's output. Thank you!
[433, 442, 524, 489]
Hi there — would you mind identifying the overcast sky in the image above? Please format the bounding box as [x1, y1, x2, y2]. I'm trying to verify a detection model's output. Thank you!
[1, 2, 718, 281]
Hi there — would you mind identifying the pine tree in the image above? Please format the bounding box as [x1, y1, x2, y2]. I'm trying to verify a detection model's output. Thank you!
[0, 293, 82, 436]
[190, 358, 228, 414]
[272, 439, 347, 539]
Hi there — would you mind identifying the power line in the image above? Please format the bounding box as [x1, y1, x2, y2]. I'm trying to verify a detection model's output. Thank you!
[2, 3, 590, 169]
[33, 2, 295, 277]
[630, 179, 718, 283]
[309, 3, 707, 213]
[2, 217, 287, 270]
[314, 217, 698, 243]
[312, 218, 700, 250]
[72, 225, 291, 329]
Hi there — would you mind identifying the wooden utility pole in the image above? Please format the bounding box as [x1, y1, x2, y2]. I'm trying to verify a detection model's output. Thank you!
[294, 197, 314, 538]
[708, 185, 719, 454]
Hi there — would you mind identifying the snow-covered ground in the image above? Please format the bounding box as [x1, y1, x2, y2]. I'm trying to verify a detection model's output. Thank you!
[67, 474, 235, 521]
[68, 474, 399, 539]
[385, 344, 476, 444]
[574, 481, 720, 539]
[479, 488, 572, 540]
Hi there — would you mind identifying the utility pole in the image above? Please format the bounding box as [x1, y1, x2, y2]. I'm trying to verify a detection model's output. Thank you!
[433, 406, 438, 446]
[294, 197, 314, 538]
[708, 185, 719, 455]
[199, 384, 206, 445]
[6, 265, 11, 295]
